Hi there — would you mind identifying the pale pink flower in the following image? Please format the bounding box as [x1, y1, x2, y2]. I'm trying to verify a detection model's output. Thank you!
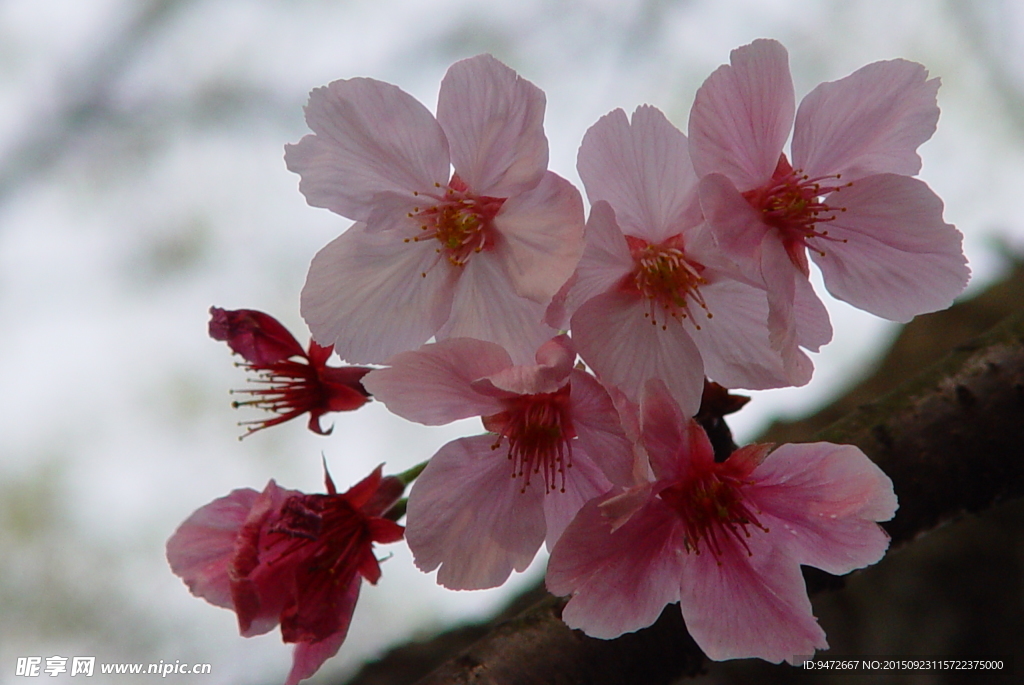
[363, 335, 632, 590]
[689, 39, 968, 358]
[551, 106, 829, 415]
[546, 380, 897, 663]
[286, 54, 584, 365]
[166, 467, 404, 685]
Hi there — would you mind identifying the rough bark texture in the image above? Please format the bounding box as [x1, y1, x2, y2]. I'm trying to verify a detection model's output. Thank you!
[344, 262, 1024, 685]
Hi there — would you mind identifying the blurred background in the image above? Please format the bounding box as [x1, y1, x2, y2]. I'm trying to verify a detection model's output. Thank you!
[2, 0, 1023, 683]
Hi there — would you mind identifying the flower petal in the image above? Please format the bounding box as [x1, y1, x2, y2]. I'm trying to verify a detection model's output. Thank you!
[362, 338, 512, 425]
[436, 54, 548, 197]
[231, 481, 302, 638]
[793, 275, 833, 353]
[639, 380, 715, 482]
[550, 200, 634, 325]
[493, 171, 585, 303]
[541, 453, 613, 549]
[285, 78, 449, 221]
[300, 222, 458, 364]
[166, 488, 261, 610]
[283, 577, 359, 685]
[793, 59, 940, 181]
[208, 308, 307, 365]
[679, 534, 827, 663]
[547, 494, 685, 639]
[568, 368, 635, 487]
[577, 106, 701, 244]
[435, 252, 558, 366]
[691, 274, 812, 389]
[571, 292, 705, 417]
[689, 39, 795, 191]
[760, 235, 816, 383]
[810, 174, 969, 322]
[698, 173, 769, 263]
[406, 435, 547, 590]
[747, 442, 897, 575]
[473, 334, 574, 397]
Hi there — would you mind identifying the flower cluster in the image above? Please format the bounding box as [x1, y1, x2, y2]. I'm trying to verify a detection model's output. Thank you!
[170, 40, 967, 682]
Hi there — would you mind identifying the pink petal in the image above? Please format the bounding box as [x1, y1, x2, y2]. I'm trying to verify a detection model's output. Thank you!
[577, 106, 701, 244]
[692, 274, 812, 389]
[166, 488, 260, 610]
[435, 252, 558, 366]
[689, 39, 795, 191]
[639, 380, 715, 482]
[597, 483, 654, 531]
[547, 494, 685, 639]
[571, 292, 705, 417]
[362, 338, 512, 425]
[567, 368, 635, 487]
[747, 442, 897, 575]
[810, 174, 969, 322]
[284, 78, 449, 221]
[541, 453, 613, 549]
[679, 534, 827, 663]
[406, 435, 547, 590]
[300, 222, 458, 364]
[698, 173, 769, 263]
[553, 201, 634, 324]
[760, 235, 815, 383]
[492, 171, 585, 303]
[793, 275, 833, 353]
[283, 577, 359, 685]
[436, 54, 548, 198]
[793, 59, 940, 181]
[473, 334, 574, 397]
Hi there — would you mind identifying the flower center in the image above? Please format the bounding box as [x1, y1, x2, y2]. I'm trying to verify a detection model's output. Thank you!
[657, 468, 766, 558]
[269, 494, 371, 577]
[266, 493, 381, 642]
[406, 174, 504, 266]
[482, 383, 576, 494]
[623, 234, 710, 330]
[742, 154, 850, 275]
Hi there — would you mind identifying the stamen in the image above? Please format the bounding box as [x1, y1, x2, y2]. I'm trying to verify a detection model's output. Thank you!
[408, 175, 504, 266]
[483, 384, 576, 494]
[623, 235, 710, 328]
[743, 155, 852, 273]
[658, 471, 767, 560]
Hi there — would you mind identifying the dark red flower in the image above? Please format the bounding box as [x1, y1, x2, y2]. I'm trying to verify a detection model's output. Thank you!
[209, 307, 372, 436]
[167, 465, 405, 685]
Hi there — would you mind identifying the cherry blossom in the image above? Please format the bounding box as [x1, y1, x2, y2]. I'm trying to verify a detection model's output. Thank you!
[363, 335, 632, 590]
[286, 54, 584, 365]
[166, 466, 404, 685]
[546, 380, 897, 663]
[551, 106, 828, 415]
[689, 39, 968, 360]
[209, 307, 372, 436]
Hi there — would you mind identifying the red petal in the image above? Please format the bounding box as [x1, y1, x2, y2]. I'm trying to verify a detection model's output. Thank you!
[209, 307, 307, 365]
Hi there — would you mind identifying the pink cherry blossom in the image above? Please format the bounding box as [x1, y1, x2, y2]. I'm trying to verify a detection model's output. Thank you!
[363, 335, 633, 590]
[167, 467, 404, 685]
[689, 39, 968, 359]
[546, 379, 897, 663]
[551, 106, 828, 415]
[209, 307, 372, 436]
[286, 54, 584, 365]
